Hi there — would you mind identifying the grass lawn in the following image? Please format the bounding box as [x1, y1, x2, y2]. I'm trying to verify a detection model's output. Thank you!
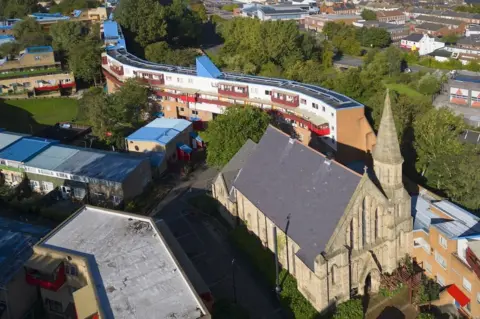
[0, 98, 79, 134]
[384, 83, 423, 98]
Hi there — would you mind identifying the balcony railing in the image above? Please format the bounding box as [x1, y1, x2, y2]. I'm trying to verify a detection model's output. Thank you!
[134, 71, 164, 86]
[466, 248, 480, 279]
[271, 91, 299, 107]
[218, 84, 248, 98]
[25, 263, 66, 292]
[110, 65, 124, 76]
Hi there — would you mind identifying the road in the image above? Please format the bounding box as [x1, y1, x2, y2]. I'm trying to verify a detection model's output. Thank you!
[152, 168, 287, 319]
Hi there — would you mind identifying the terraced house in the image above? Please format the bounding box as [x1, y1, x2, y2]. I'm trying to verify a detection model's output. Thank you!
[0, 46, 75, 97]
[213, 92, 413, 313]
[101, 20, 376, 163]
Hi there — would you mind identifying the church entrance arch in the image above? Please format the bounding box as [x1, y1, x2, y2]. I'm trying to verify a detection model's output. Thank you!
[364, 269, 381, 294]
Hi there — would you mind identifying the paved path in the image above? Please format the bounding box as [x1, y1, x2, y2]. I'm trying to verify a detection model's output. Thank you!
[153, 191, 286, 319]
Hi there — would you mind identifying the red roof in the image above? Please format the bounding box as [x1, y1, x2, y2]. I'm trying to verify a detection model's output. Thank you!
[447, 284, 470, 307]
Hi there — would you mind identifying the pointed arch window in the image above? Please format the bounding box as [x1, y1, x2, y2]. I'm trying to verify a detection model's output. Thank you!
[350, 219, 354, 249]
[331, 265, 336, 285]
[374, 208, 379, 241]
[362, 198, 367, 247]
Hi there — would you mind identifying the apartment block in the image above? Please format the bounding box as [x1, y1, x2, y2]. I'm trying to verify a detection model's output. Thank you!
[412, 192, 480, 317]
[304, 14, 361, 32]
[101, 20, 376, 164]
[0, 46, 75, 97]
[23, 206, 212, 319]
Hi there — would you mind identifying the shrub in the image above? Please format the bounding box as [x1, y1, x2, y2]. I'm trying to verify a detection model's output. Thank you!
[333, 299, 363, 319]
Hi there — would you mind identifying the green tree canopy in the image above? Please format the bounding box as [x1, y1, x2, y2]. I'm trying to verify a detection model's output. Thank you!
[203, 106, 270, 167]
[50, 21, 87, 53]
[67, 37, 102, 84]
[417, 74, 441, 95]
[12, 18, 52, 50]
[357, 27, 391, 48]
[0, 0, 38, 18]
[361, 9, 377, 20]
[145, 41, 199, 66]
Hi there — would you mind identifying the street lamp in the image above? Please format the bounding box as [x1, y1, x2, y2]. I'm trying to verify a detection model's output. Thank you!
[231, 258, 237, 303]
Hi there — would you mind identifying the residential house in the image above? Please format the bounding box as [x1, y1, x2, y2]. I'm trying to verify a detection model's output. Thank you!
[415, 15, 466, 34]
[304, 14, 361, 32]
[0, 216, 50, 319]
[412, 191, 480, 318]
[0, 136, 56, 187]
[212, 92, 413, 313]
[126, 118, 194, 166]
[24, 205, 212, 319]
[466, 24, 480, 37]
[23, 144, 152, 205]
[0, 46, 75, 97]
[353, 20, 409, 42]
[376, 10, 406, 25]
[319, 3, 358, 15]
[400, 33, 445, 55]
[415, 22, 451, 37]
[457, 35, 480, 50]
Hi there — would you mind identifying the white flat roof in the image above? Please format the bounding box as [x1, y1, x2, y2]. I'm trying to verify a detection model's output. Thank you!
[42, 206, 207, 319]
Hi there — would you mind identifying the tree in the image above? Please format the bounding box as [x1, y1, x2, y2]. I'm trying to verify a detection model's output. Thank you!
[385, 45, 403, 77]
[145, 41, 199, 66]
[203, 106, 270, 167]
[0, 0, 38, 18]
[414, 108, 465, 179]
[67, 38, 102, 84]
[12, 18, 51, 50]
[361, 9, 377, 20]
[111, 79, 150, 124]
[50, 21, 86, 53]
[357, 27, 391, 48]
[333, 299, 363, 319]
[417, 74, 441, 95]
[12, 17, 42, 39]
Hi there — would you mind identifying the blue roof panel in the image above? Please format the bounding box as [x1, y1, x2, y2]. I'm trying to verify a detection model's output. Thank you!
[103, 20, 119, 39]
[0, 137, 55, 162]
[196, 56, 222, 79]
[127, 118, 191, 146]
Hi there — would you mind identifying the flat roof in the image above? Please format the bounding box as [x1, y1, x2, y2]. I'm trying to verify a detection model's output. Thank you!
[41, 206, 207, 318]
[0, 216, 50, 285]
[25, 145, 148, 183]
[0, 137, 55, 163]
[0, 131, 27, 152]
[127, 118, 191, 146]
[103, 20, 119, 39]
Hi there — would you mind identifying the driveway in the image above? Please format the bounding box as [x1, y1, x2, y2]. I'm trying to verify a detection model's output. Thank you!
[153, 188, 286, 318]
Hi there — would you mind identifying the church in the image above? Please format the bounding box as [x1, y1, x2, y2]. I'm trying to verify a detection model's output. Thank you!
[212, 91, 413, 312]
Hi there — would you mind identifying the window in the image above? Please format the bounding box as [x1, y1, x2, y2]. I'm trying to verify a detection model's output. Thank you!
[135, 145, 139, 151]
[322, 106, 325, 112]
[265, 90, 271, 95]
[331, 112, 334, 118]
[437, 274, 445, 286]
[331, 126, 335, 131]
[350, 219, 354, 249]
[177, 78, 183, 83]
[374, 209, 379, 240]
[188, 78, 193, 83]
[425, 261, 432, 274]
[179, 107, 185, 112]
[46, 299, 63, 313]
[463, 277, 472, 292]
[466, 302, 471, 313]
[362, 198, 366, 247]
[331, 265, 336, 285]
[166, 76, 172, 81]
[312, 103, 318, 109]
[66, 264, 78, 276]
[300, 99, 306, 104]
[435, 251, 447, 269]
[192, 110, 198, 115]
[439, 235, 447, 249]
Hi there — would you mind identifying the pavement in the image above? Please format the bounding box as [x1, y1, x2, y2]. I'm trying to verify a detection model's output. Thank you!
[152, 167, 287, 318]
[433, 93, 480, 127]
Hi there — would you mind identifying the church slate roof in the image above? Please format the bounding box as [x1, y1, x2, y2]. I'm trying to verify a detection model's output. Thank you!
[233, 126, 361, 270]
[220, 139, 257, 192]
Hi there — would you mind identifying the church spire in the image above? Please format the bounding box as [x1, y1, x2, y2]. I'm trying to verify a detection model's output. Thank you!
[372, 89, 403, 165]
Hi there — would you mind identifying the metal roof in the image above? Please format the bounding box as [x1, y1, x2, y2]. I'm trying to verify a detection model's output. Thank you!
[416, 22, 444, 32]
[233, 126, 361, 270]
[0, 216, 49, 285]
[196, 56, 222, 79]
[42, 206, 208, 318]
[25, 145, 148, 183]
[106, 48, 363, 109]
[103, 20, 119, 39]
[127, 118, 192, 146]
[0, 131, 27, 152]
[0, 137, 55, 163]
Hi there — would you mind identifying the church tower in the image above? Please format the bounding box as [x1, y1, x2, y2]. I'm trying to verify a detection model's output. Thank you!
[372, 90, 404, 195]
